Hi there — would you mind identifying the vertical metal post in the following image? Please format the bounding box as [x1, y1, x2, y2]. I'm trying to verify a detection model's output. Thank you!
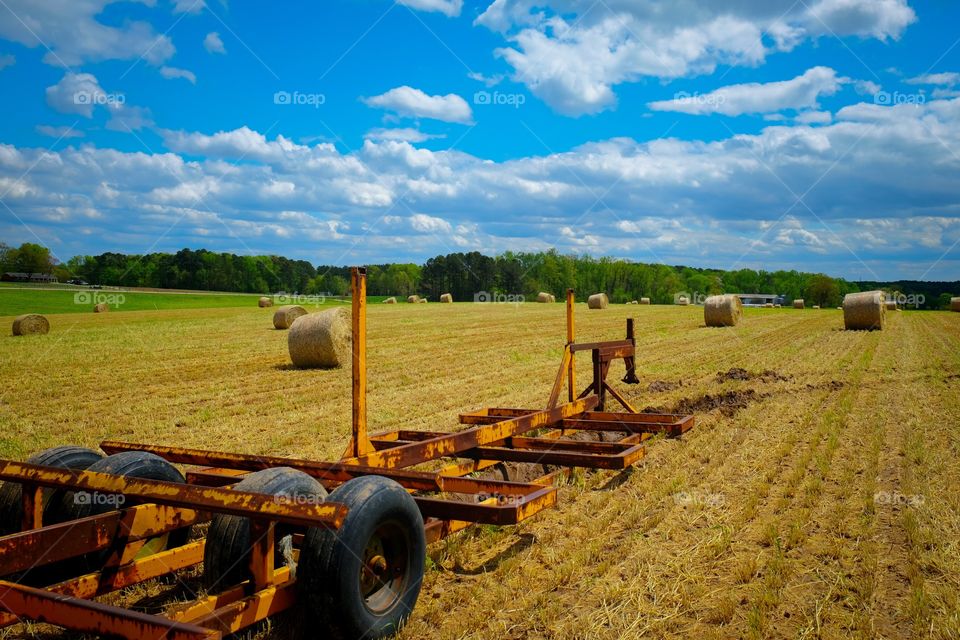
[350, 267, 374, 458]
[622, 318, 640, 384]
[566, 288, 576, 402]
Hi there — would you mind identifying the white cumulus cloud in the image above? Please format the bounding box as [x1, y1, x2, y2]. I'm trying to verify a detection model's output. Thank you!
[648, 67, 846, 116]
[204, 32, 226, 54]
[397, 0, 462, 17]
[160, 66, 197, 84]
[363, 86, 473, 124]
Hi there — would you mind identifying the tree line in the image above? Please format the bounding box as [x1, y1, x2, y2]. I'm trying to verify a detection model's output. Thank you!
[1, 242, 956, 309]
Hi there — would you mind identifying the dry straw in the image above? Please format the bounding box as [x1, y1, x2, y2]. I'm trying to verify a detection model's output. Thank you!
[93, 303, 109, 313]
[537, 292, 552, 303]
[258, 296, 273, 308]
[273, 305, 307, 330]
[704, 294, 743, 327]
[951, 297, 960, 312]
[12, 314, 49, 336]
[843, 290, 886, 330]
[288, 307, 350, 368]
[407, 295, 420, 304]
[587, 293, 609, 309]
[383, 297, 397, 304]
[640, 297, 651, 305]
[440, 293, 453, 303]
[793, 299, 805, 309]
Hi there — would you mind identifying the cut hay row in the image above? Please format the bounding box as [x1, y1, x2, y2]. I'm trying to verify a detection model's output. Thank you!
[843, 290, 885, 330]
[703, 294, 743, 327]
[287, 307, 350, 368]
[12, 314, 49, 336]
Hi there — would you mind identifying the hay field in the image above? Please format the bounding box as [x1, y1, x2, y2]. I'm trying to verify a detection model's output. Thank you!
[1, 302, 959, 639]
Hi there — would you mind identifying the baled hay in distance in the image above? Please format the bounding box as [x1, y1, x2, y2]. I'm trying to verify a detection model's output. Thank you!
[440, 293, 453, 303]
[843, 290, 886, 331]
[418, 298, 428, 304]
[258, 296, 273, 308]
[885, 300, 898, 310]
[537, 292, 551, 303]
[764, 303, 774, 308]
[549, 294, 556, 303]
[704, 294, 743, 327]
[288, 307, 350, 368]
[587, 293, 609, 309]
[407, 295, 420, 303]
[793, 299, 805, 309]
[676, 296, 689, 306]
[629, 300, 638, 305]
[813, 305, 821, 309]
[383, 297, 397, 304]
[93, 303, 109, 313]
[640, 297, 651, 305]
[12, 314, 49, 336]
[273, 305, 307, 330]
[951, 297, 960, 312]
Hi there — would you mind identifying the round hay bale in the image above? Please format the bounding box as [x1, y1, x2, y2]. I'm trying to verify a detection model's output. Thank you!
[288, 307, 350, 368]
[640, 297, 651, 305]
[951, 297, 960, 312]
[258, 296, 273, 308]
[587, 293, 609, 309]
[843, 290, 885, 331]
[549, 294, 556, 303]
[792, 299, 805, 309]
[93, 303, 109, 313]
[813, 305, 821, 309]
[704, 294, 743, 327]
[418, 298, 428, 304]
[676, 296, 689, 306]
[383, 297, 397, 304]
[885, 300, 897, 311]
[12, 314, 49, 336]
[536, 292, 552, 303]
[273, 305, 307, 330]
[407, 295, 420, 304]
[763, 303, 774, 308]
[774, 304, 782, 308]
[440, 293, 453, 303]
[629, 300, 638, 305]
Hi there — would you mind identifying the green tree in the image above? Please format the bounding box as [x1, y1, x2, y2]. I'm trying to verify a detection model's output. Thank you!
[805, 274, 840, 308]
[12, 243, 55, 274]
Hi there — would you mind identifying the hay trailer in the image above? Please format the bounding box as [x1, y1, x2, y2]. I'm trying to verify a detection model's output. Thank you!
[0, 268, 694, 639]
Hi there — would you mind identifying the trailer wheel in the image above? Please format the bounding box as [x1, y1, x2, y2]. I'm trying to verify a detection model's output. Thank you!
[203, 467, 327, 590]
[55, 451, 192, 559]
[0, 446, 103, 535]
[299, 476, 425, 640]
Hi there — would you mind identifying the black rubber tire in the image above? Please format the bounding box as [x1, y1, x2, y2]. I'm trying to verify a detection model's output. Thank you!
[299, 476, 426, 640]
[203, 467, 328, 591]
[54, 451, 192, 550]
[0, 446, 103, 536]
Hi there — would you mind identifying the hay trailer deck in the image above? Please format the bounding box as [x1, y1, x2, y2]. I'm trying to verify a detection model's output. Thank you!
[0, 268, 693, 639]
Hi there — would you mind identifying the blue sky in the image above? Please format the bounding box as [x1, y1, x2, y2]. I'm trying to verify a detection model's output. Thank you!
[0, 0, 959, 280]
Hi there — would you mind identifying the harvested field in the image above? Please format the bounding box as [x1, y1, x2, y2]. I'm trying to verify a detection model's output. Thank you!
[1, 303, 959, 639]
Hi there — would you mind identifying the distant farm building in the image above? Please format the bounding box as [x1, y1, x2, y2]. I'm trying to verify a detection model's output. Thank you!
[1, 272, 58, 283]
[735, 293, 785, 307]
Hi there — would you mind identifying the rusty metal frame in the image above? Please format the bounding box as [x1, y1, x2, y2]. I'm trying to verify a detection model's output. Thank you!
[0, 270, 694, 639]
